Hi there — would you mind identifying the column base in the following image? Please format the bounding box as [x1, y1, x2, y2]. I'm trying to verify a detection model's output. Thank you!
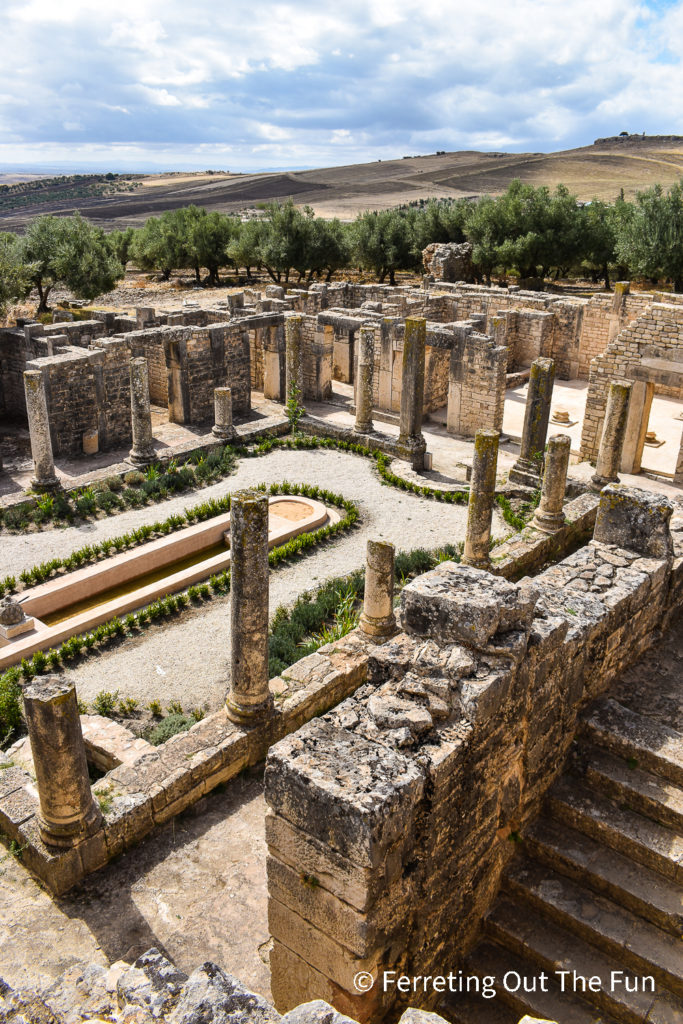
[530, 511, 566, 534]
[31, 476, 61, 493]
[508, 458, 542, 488]
[225, 694, 273, 725]
[212, 426, 236, 441]
[590, 473, 618, 492]
[127, 448, 156, 468]
[353, 423, 375, 436]
[38, 801, 103, 850]
[396, 435, 427, 472]
[359, 612, 397, 640]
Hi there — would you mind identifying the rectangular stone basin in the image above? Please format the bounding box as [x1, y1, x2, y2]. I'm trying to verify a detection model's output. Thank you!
[0, 496, 329, 669]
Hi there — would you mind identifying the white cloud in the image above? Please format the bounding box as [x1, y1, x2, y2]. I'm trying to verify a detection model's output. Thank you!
[0, 1, 681, 171]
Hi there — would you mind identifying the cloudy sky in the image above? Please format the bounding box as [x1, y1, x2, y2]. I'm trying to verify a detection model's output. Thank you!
[1, 0, 682, 172]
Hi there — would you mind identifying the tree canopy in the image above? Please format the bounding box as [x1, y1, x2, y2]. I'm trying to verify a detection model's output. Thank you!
[19, 214, 124, 312]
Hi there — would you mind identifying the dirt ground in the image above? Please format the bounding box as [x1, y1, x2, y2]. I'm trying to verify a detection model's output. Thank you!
[1, 612, 680, 1002]
[0, 767, 272, 999]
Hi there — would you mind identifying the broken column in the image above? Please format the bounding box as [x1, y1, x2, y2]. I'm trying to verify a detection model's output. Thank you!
[462, 429, 499, 569]
[23, 369, 59, 491]
[509, 357, 555, 487]
[359, 540, 396, 639]
[212, 386, 235, 440]
[354, 324, 375, 434]
[591, 380, 632, 490]
[397, 316, 427, 470]
[128, 357, 155, 466]
[531, 433, 571, 533]
[23, 676, 102, 848]
[285, 314, 305, 402]
[226, 490, 272, 724]
[620, 380, 654, 475]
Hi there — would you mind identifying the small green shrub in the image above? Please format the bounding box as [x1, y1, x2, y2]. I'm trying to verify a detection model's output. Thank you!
[93, 690, 119, 717]
[147, 713, 192, 745]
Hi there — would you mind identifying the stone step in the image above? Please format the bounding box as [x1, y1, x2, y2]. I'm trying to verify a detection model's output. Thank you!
[583, 746, 683, 832]
[503, 859, 683, 997]
[582, 699, 683, 788]
[486, 897, 683, 1024]
[439, 987, 519, 1024]
[549, 778, 683, 883]
[463, 941, 618, 1024]
[525, 817, 683, 938]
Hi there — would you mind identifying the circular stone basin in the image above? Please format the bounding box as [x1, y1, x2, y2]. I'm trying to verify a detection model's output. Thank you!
[269, 499, 314, 522]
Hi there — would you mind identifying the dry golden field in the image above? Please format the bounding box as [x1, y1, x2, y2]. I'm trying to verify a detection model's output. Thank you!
[2, 135, 682, 230]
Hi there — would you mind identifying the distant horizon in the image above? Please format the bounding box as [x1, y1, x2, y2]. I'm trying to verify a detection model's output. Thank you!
[1, 133, 678, 179]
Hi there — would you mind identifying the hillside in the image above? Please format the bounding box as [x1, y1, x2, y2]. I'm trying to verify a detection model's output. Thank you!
[2, 134, 683, 231]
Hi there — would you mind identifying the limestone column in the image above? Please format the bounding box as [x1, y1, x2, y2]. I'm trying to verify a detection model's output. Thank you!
[359, 540, 396, 639]
[509, 357, 555, 487]
[397, 317, 427, 470]
[531, 433, 571, 533]
[226, 490, 271, 723]
[212, 386, 235, 440]
[591, 380, 632, 490]
[23, 369, 59, 491]
[285, 314, 305, 402]
[620, 380, 654, 475]
[23, 676, 102, 848]
[128, 357, 155, 466]
[462, 429, 499, 569]
[354, 325, 375, 434]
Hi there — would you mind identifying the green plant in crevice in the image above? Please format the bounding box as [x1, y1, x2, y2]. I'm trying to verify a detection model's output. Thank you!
[285, 381, 305, 433]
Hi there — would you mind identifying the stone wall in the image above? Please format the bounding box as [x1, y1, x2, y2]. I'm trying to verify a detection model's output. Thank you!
[27, 349, 100, 457]
[580, 302, 683, 460]
[446, 325, 507, 436]
[264, 489, 681, 1023]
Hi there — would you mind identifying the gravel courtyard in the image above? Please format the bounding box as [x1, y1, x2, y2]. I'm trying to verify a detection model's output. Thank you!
[3, 448, 508, 710]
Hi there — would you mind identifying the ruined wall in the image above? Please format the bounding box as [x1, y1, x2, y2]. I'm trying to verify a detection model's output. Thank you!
[30, 350, 99, 456]
[0, 330, 30, 418]
[580, 302, 683, 460]
[181, 323, 251, 424]
[264, 490, 681, 1023]
[446, 327, 507, 436]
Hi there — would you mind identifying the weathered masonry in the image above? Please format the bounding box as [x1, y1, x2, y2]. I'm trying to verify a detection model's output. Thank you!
[264, 486, 682, 1023]
[2, 278, 681, 466]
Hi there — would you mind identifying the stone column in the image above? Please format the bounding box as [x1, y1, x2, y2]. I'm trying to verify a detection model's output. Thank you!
[128, 357, 155, 466]
[620, 380, 654, 475]
[359, 540, 396, 639]
[226, 490, 272, 724]
[23, 369, 59, 491]
[212, 386, 235, 440]
[397, 317, 427, 471]
[285, 314, 305, 402]
[531, 433, 571, 533]
[591, 380, 632, 490]
[462, 429, 499, 569]
[354, 325, 375, 434]
[23, 676, 102, 848]
[509, 357, 555, 487]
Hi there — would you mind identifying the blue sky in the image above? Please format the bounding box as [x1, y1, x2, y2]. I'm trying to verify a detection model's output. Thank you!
[1, 0, 682, 172]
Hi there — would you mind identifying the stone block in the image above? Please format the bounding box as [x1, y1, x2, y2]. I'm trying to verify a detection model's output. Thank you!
[167, 961, 281, 1024]
[265, 720, 424, 869]
[399, 563, 538, 646]
[593, 485, 674, 560]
